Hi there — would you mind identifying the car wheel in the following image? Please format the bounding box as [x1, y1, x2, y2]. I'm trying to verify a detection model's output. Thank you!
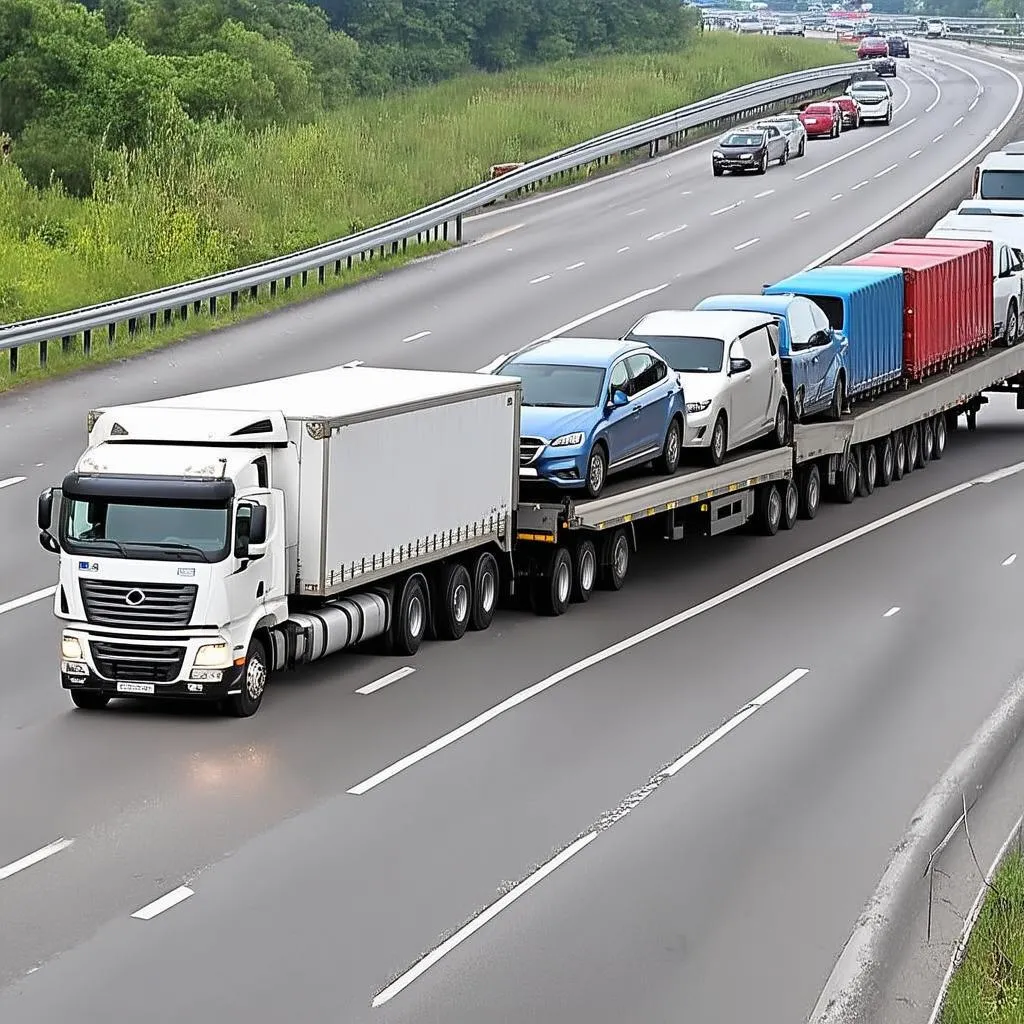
[585, 444, 607, 498]
[758, 153, 768, 174]
[779, 146, 788, 166]
[798, 138, 806, 157]
[771, 400, 789, 447]
[655, 417, 682, 475]
[829, 373, 845, 421]
[885, 110, 892, 125]
[1006, 299, 1018, 345]
[706, 413, 727, 466]
[713, 165, 723, 177]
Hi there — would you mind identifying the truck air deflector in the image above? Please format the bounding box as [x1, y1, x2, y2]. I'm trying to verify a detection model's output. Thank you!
[60, 472, 236, 504]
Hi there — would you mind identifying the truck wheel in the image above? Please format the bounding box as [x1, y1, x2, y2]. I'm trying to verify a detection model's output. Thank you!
[532, 546, 572, 616]
[877, 436, 894, 486]
[780, 478, 799, 530]
[70, 691, 110, 710]
[857, 444, 877, 496]
[755, 483, 782, 536]
[572, 540, 597, 603]
[389, 575, 428, 655]
[946, 410, 960, 432]
[599, 528, 630, 590]
[833, 454, 857, 503]
[892, 432, 906, 480]
[906, 423, 920, 472]
[920, 419, 934, 464]
[224, 637, 268, 718]
[468, 552, 499, 631]
[655, 418, 682, 475]
[435, 562, 472, 641]
[931, 415, 946, 460]
[799, 463, 821, 519]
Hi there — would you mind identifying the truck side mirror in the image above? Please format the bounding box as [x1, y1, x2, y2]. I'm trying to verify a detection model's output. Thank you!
[250, 505, 268, 546]
[38, 488, 53, 530]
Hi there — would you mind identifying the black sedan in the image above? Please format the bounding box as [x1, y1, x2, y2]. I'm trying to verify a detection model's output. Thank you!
[873, 56, 897, 77]
[887, 34, 910, 57]
[712, 126, 789, 176]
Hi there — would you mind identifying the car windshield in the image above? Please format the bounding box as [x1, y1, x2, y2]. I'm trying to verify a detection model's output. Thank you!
[629, 335, 724, 373]
[502, 361, 606, 407]
[979, 170, 1024, 201]
[722, 133, 764, 146]
[61, 497, 231, 562]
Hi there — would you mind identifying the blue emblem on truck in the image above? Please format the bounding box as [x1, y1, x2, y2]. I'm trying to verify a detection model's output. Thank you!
[78, 561, 98, 572]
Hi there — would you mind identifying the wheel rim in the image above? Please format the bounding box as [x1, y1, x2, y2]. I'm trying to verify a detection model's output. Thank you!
[480, 570, 496, 612]
[809, 475, 819, 509]
[453, 582, 469, 622]
[776, 406, 787, 443]
[866, 449, 877, 485]
[713, 421, 725, 460]
[883, 444, 893, 478]
[935, 418, 946, 453]
[786, 485, 798, 521]
[923, 427, 933, 459]
[614, 538, 628, 578]
[408, 594, 425, 638]
[580, 548, 596, 592]
[589, 452, 605, 492]
[769, 488, 782, 526]
[555, 560, 571, 604]
[1009, 308, 1017, 340]
[246, 657, 266, 701]
[667, 425, 680, 465]
[846, 461, 857, 492]
[909, 432, 918, 465]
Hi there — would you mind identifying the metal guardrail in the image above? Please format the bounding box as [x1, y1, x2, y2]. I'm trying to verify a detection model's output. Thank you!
[947, 31, 1024, 49]
[0, 61, 857, 374]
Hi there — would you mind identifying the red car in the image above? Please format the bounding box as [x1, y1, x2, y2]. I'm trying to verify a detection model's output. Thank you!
[857, 35, 889, 59]
[831, 95, 861, 129]
[798, 102, 842, 138]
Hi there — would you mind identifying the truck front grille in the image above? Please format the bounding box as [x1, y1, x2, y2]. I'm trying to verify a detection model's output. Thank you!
[91, 642, 186, 683]
[80, 580, 197, 629]
[519, 437, 546, 466]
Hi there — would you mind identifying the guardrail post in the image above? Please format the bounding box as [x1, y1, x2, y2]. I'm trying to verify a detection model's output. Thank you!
[83, 330, 91, 355]
[391, 240, 399, 255]
[108, 323, 116, 345]
[8, 346, 16, 373]
[128, 317, 137, 336]
[231, 290, 239, 311]
[347, 256, 353, 270]
[164, 309, 172, 326]
[284, 276, 291, 291]
[61, 335, 72, 354]
[209, 296, 217, 316]
[457, 213, 463, 242]
[443, 221, 449, 241]
[149, 312, 157, 332]
[270, 280, 277, 297]
[335, 259, 342, 275]
[301, 270, 308, 287]
[318, 266, 325, 285]
[249, 286, 257, 301]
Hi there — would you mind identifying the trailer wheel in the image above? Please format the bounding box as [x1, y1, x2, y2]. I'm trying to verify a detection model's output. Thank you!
[799, 463, 821, 520]
[932, 415, 946, 460]
[599, 528, 630, 590]
[572, 540, 597, 603]
[224, 636, 268, 718]
[892, 432, 906, 481]
[468, 552, 499, 631]
[920, 419, 934, 464]
[946, 410, 960, 432]
[435, 562, 472, 641]
[906, 423, 920, 471]
[877, 436, 894, 486]
[832, 454, 858, 504]
[70, 691, 110, 711]
[533, 546, 572, 616]
[389, 574, 429, 655]
[857, 444, 877, 497]
[966, 408, 977, 431]
[780, 478, 799, 530]
[755, 483, 782, 535]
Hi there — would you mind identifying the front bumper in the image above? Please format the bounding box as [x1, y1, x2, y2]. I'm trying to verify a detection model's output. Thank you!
[61, 664, 245, 700]
[713, 155, 761, 171]
[858, 105, 889, 120]
[520, 449, 589, 489]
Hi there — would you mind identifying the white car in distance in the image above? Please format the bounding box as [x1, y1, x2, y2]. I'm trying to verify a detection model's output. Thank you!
[623, 310, 790, 466]
[845, 79, 893, 124]
[752, 115, 808, 158]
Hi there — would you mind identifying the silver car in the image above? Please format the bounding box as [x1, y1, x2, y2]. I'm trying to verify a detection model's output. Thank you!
[753, 115, 807, 158]
[623, 310, 790, 466]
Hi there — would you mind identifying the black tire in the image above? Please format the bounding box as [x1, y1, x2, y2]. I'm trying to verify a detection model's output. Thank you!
[532, 546, 572, 617]
[799, 463, 821, 520]
[893, 432, 906, 480]
[598, 528, 630, 591]
[967, 408, 978, 431]
[388, 574, 429, 656]
[224, 636, 268, 718]
[706, 413, 727, 466]
[857, 444, 877, 497]
[780, 478, 799, 530]
[877, 435, 894, 486]
[755, 484, 782, 536]
[779, 146, 788, 167]
[932, 414, 946, 460]
[906, 423, 920, 472]
[829, 373, 845, 421]
[758, 152, 768, 174]
[468, 551, 499, 631]
[834, 453, 858, 503]
[713, 166, 724, 177]
[885, 109, 892, 125]
[585, 444, 607, 498]
[920, 419, 934, 464]
[434, 562, 472, 641]
[798, 138, 806, 157]
[946, 410, 960, 432]
[655, 417, 682, 475]
[572, 540, 597, 603]
[1005, 300, 1018, 345]
[770, 400, 789, 447]
[70, 690, 110, 710]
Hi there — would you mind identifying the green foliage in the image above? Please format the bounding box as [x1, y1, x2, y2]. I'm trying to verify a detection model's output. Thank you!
[0, 33, 849, 324]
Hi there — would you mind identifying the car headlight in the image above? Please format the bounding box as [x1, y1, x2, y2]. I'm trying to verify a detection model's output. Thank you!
[687, 400, 712, 414]
[194, 642, 232, 668]
[61, 634, 84, 661]
[550, 432, 585, 448]
[712, 150, 724, 159]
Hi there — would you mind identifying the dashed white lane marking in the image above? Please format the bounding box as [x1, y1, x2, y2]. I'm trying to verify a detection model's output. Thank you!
[0, 838, 74, 882]
[617, 246, 630, 253]
[852, 180, 869, 190]
[710, 202, 743, 216]
[0, 586, 56, 617]
[356, 667, 416, 695]
[529, 275, 551, 285]
[754, 189, 775, 199]
[933, 133, 944, 142]
[1002, 553, 1017, 566]
[565, 261, 585, 271]
[953, 116, 965, 127]
[794, 211, 811, 220]
[884, 606, 901, 618]
[969, 96, 979, 111]
[626, 208, 646, 217]
[342, 359, 364, 368]
[402, 331, 431, 343]
[679, 190, 692, 196]
[831, 193, 843, 201]
[734, 238, 759, 251]
[132, 886, 194, 921]
[793, 118, 917, 181]
[909, 149, 922, 159]
[647, 231, 666, 241]
[875, 163, 898, 178]
[0, 476, 25, 490]
[371, 667, 809, 1007]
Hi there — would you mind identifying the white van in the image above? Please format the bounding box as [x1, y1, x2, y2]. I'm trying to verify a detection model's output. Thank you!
[972, 147, 1024, 206]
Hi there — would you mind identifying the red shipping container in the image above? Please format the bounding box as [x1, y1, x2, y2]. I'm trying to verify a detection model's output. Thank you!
[845, 238, 993, 381]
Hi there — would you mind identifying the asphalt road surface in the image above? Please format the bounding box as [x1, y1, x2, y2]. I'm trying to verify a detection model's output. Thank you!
[1, 42, 1023, 1024]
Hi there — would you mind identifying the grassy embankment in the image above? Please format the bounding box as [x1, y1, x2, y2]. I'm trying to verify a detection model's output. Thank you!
[940, 847, 1024, 1024]
[0, 33, 850, 390]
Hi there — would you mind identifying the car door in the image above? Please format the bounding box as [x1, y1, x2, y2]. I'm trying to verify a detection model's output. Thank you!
[803, 299, 845, 410]
[603, 356, 640, 464]
[622, 352, 662, 457]
[726, 335, 758, 442]
[627, 352, 673, 453]
[994, 244, 1013, 331]
[768, 126, 784, 161]
[782, 300, 815, 418]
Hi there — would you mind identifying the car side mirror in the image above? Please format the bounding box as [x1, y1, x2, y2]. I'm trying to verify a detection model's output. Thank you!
[249, 504, 268, 546]
[809, 330, 830, 347]
[38, 488, 53, 531]
[609, 389, 630, 408]
[729, 357, 752, 374]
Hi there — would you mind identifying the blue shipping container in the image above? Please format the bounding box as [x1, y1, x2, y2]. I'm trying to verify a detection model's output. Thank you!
[763, 265, 904, 399]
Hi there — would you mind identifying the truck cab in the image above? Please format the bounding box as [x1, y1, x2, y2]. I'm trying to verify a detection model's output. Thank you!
[972, 148, 1024, 207]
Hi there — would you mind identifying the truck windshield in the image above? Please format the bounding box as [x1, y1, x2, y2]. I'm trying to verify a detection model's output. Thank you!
[627, 335, 724, 373]
[979, 170, 1024, 201]
[502, 362, 606, 407]
[61, 497, 230, 562]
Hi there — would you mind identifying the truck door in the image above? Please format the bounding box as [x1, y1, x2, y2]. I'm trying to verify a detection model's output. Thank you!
[227, 489, 286, 639]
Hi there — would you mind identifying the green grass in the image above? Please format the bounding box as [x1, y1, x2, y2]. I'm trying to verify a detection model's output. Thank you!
[0, 33, 850, 390]
[940, 848, 1024, 1024]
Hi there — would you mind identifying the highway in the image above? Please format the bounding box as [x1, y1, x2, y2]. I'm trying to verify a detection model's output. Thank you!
[1, 42, 1023, 1023]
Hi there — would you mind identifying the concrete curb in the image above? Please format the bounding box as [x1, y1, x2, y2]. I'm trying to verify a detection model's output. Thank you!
[807, 672, 1024, 1024]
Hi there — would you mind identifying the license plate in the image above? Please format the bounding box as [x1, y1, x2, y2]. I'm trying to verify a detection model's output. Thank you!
[117, 681, 155, 695]
[806, 118, 817, 124]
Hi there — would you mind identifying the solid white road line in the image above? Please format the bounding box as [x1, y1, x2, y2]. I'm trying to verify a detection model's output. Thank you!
[529, 275, 550, 285]
[565, 261, 585, 271]
[371, 667, 809, 1007]
[915, 64, 943, 114]
[402, 331, 431, 343]
[875, 163, 898, 177]
[1002, 553, 1017, 566]
[793, 119, 917, 181]
[884, 606, 901, 618]
[794, 211, 811, 220]
[734, 238, 759, 251]
[0, 476, 25, 490]
[348, 468, 1023, 796]
[969, 96, 980, 111]
[356, 667, 416, 695]
[0, 585, 56, 617]
[468, 223, 524, 246]
[0, 838, 74, 882]
[538, 284, 669, 340]
[132, 885, 194, 920]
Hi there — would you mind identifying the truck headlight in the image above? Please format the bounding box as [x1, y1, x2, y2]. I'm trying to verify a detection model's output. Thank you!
[687, 400, 712, 413]
[550, 432, 585, 447]
[194, 642, 231, 668]
[61, 634, 84, 661]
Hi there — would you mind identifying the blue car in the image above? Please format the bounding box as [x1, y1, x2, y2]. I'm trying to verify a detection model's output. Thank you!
[695, 293, 848, 421]
[493, 337, 686, 498]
